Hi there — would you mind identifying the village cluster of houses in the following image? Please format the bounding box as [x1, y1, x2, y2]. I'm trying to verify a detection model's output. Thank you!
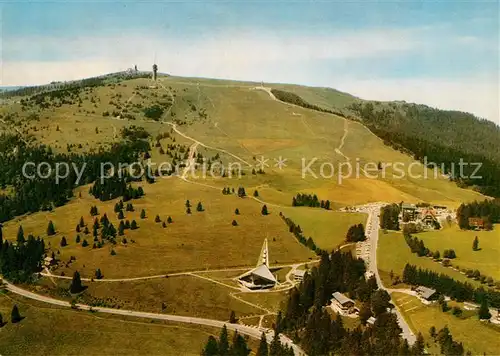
[400, 203, 453, 230]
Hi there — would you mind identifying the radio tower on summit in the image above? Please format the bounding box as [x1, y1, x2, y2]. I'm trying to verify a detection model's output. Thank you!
[152, 63, 158, 81]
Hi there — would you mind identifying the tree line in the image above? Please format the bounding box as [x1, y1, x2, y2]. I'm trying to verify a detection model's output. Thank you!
[0, 225, 45, 282]
[0, 133, 149, 223]
[291, 193, 331, 210]
[456, 198, 499, 230]
[280, 213, 323, 255]
[349, 102, 500, 197]
[402, 263, 500, 308]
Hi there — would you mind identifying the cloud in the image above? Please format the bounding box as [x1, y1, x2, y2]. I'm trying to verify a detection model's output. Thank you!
[335, 77, 499, 124]
[1, 28, 498, 124]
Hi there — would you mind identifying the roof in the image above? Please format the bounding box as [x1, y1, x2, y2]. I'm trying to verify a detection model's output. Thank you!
[367, 316, 376, 325]
[332, 292, 354, 305]
[402, 203, 416, 210]
[416, 286, 436, 299]
[293, 269, 306, 277]
[44, 256, 53, 261]
[240, 264, 277, 283]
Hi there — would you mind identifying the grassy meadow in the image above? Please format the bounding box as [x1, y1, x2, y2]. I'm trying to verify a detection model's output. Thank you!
[2, 178, 314, 279]
[377, 231, 485, 288]
[0, 292, 218, 356]
[392, 292, 500, 355]
[415, 223, 500, 280]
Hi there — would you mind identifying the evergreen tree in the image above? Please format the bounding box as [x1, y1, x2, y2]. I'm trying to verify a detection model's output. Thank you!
[11, 305, 22, 323]
[110, 249, 116, 256]
[70, 271, 83, 294]
[118, 210, 125, 220]
[235, 208, 240, 215]
[82, 239, 89, 247]
[472, 236, 479, 251]
[118, 221, 125, 236]
[155, 215, 161, 223]
[76, 235, 81, 243]
[131, 220, 138, 230]
[95, 268, 103, 279]
[16, 226, 25, 244]
[253, 190, 259, 197]
[76, 224, 81, 233]
[219, 325, 230, 355]
[140, 209, 146, 219]
[257, 332, 269, 356]
[261, 205, 269, 215]
[83, 226, 89, 235]
[60, 236, 67, 247]
[202, 335, 219, 356]
[186, 207, 192, 214]
[47, 221, 56, 236]
[79, 216, 85, 228]
[229, 310, 237, 323]
[167, 216, 173, 224]
[185, 200, 191, 208]
[125, 220, 131, 229]
[197, 202, 204, 212]
[232, 220, 238, 226]
[429, 326, 437, 339]
[162, 221, 167, 228]
[478, 299, 491, 320]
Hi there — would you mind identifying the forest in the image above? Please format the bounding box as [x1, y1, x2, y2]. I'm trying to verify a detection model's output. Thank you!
[0, 133, 149, 223]
[349, 102, 500, 197]
[456, 199, 500, 230]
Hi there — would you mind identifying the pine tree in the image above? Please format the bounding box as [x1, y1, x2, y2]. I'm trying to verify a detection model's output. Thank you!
[11, 305, 21, 323]
[82, 239, 89, 247]
[79, 216, 85, 228]
[95, 268, 103, 279]
[261, 205, 269, 215]
[478, 299, 492, 320]
[47, 221, 56, 236]
[118, 210, 125, 220]
[254, 190, 259, 197]
[70, 271, 83, 294]
[197, 202, 204, 212]
[76, 224, 81, 233]
[84, 226, 89, 235]
[118, 221, 125, 236]
[185, 199, 191, 208]
[218, 325, 229, 355]
[110, 249, 116, 256]
[76, 235, 81, 243]
[131, 220, 138, 230]
[232, 220, 238, 226]
[60, 236, 67, 247]
[167, 216, 173, 224]
[186, 207, 191, 214]
[140, 209, 146, 219]
[257, 332, 269, 356]
[229, 310, 237, 323]
[202, 336, 219, 356]
[17, 226, 25, 244]
[235, 208, 240, 215]
[473, 236, 479, 251]
[155, 215, 161, 223]
[125, 220, 131, 229]
[162, 221, 167, 228]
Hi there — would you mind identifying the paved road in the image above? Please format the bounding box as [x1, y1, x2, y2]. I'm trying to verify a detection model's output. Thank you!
[3, 281, 306, 355]
[358, 203, 417, 345]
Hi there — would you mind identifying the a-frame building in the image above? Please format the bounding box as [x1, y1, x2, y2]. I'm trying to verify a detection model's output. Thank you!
[238, 239, 277, 290]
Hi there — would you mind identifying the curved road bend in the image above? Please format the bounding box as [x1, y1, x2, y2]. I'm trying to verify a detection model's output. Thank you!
[360, 203, 416, 345]
[3, 281, 306, 355]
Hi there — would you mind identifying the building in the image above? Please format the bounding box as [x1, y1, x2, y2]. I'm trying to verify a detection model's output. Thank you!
[367, 316, 376, 325]
[401, 203, 417, 220]
[464, 302, 479, 311]
[468, 217, 485, 230]
[421, 209, 439, 227]
[293, 269, 306, 281]
[330, 292, 357, 315]
[416, 286, 437, 301]
[238, 239, 277, 290]
[44, 256, 54, 267]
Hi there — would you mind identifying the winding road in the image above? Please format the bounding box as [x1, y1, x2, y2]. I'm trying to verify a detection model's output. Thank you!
[3, 280, 306, 355]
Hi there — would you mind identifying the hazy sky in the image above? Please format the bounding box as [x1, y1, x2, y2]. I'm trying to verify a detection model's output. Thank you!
[1, 1, 498, 123]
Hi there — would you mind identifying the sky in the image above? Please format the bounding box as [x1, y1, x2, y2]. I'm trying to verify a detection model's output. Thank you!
[0, 1, 498, 123]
